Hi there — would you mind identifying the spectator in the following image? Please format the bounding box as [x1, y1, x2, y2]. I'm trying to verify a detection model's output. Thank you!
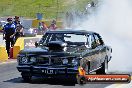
[14, 24, 23, 42]
[3, 18, 16, 56]
[13, 16, 21, 26]
[13, 16, 23, 42]
[48, 20, 57, 30]
[38, 22, 43, 34]
[38, 21, 48, 34]
[91, 1, 95, 7]
[41, 21, 48, 32]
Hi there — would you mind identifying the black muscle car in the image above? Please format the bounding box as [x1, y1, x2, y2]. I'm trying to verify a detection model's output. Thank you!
[17, 29, 112, 82]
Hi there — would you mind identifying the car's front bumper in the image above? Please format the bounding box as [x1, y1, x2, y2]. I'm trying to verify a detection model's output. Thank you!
[17, 65, 78, 75]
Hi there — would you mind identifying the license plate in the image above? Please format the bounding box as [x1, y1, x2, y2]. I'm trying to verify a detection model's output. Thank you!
[42, 69, 54, 74]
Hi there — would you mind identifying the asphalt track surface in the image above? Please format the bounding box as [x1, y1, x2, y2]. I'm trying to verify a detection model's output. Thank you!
[0, 62, 114, 88]
[0, 62, 132, 88]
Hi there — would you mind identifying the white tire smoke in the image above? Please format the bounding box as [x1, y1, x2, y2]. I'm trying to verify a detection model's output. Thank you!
[65, 0, 132, 72]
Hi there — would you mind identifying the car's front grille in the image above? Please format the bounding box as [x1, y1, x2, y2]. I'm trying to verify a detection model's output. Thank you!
[36, 57, 73, 65]
[51, 57, 62, 65]
[37, 57, 49, 65]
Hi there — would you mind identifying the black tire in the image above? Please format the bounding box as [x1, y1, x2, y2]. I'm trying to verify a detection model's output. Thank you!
[21, 72, 32, 82]
[96, 58, 108, 74]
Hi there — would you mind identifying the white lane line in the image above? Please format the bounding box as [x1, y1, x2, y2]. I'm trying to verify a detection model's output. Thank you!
[0, 60, 17, 65]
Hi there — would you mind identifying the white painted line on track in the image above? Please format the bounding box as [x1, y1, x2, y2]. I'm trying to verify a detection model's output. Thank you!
[0, 60, 17, 65]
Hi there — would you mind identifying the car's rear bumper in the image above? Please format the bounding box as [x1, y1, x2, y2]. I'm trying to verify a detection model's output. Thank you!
[17, 65, 78, 76]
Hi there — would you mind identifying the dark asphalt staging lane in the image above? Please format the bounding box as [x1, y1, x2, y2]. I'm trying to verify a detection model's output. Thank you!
[0, 62, 114, 88]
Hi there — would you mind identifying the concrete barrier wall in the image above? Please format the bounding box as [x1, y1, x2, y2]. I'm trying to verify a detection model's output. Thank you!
[13, 38, 24, 59]
[24, 37, 41, 48]
[0, 45, 8, 61]
[13, 36, 42, 59]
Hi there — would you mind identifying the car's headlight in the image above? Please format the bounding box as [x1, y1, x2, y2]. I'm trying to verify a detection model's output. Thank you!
[72, 58, 78, 66]
[30, 57, 36, 62]
[21, 57, 28, 64]
[62, 59, 68, 64]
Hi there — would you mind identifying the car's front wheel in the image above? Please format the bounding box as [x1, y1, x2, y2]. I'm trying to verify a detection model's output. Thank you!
[96, 58, 108, 74]
[21, 72, 32, 82]
[77, 75, 87, 85]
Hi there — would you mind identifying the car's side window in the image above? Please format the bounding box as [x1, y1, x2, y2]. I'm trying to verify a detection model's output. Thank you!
[94, 34, 101, 46]
[44, 34, 52, 44]
[87, 34, 96, 49]
[93, 33, 104, 46]
[39, 34, 48, 44]
[87, 35, 91, 48]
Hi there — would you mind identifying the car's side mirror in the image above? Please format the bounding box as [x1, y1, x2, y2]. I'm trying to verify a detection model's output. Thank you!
[35, 41, 39, 47]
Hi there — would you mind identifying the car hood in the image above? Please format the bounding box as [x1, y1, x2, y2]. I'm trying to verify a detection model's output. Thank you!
[19, 47, 82, 57]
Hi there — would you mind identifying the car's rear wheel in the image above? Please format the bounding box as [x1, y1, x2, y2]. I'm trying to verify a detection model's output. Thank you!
[21, 72, 32, 82]
[96, 58, 108, 74]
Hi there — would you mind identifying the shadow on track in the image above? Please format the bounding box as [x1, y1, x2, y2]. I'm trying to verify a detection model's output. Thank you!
[3, 77, 77, 86]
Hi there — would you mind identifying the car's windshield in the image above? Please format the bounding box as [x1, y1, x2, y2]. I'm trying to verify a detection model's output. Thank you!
[39, 33, 88, 46]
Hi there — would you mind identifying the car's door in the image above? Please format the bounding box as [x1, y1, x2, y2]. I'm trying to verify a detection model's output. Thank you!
[85, 34, 100, 72]
[93, 33, 106, 68]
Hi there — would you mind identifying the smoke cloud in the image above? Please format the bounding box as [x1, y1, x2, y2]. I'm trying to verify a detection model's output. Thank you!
[65, 0, 132, 72]
[83, 0, 132, 72]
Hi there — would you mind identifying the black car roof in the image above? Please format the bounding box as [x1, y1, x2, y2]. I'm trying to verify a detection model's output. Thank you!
[46, 29, 97, 35]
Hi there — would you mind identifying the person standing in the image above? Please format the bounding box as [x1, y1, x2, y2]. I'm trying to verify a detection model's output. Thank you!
[41, 22, 48, 32]
[14, 24, 23, 42]
[13, 16, 21, 26]
[48, 20, 57, 30]
[3, 18, 16, 56]
[13, 16, 23, 42]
